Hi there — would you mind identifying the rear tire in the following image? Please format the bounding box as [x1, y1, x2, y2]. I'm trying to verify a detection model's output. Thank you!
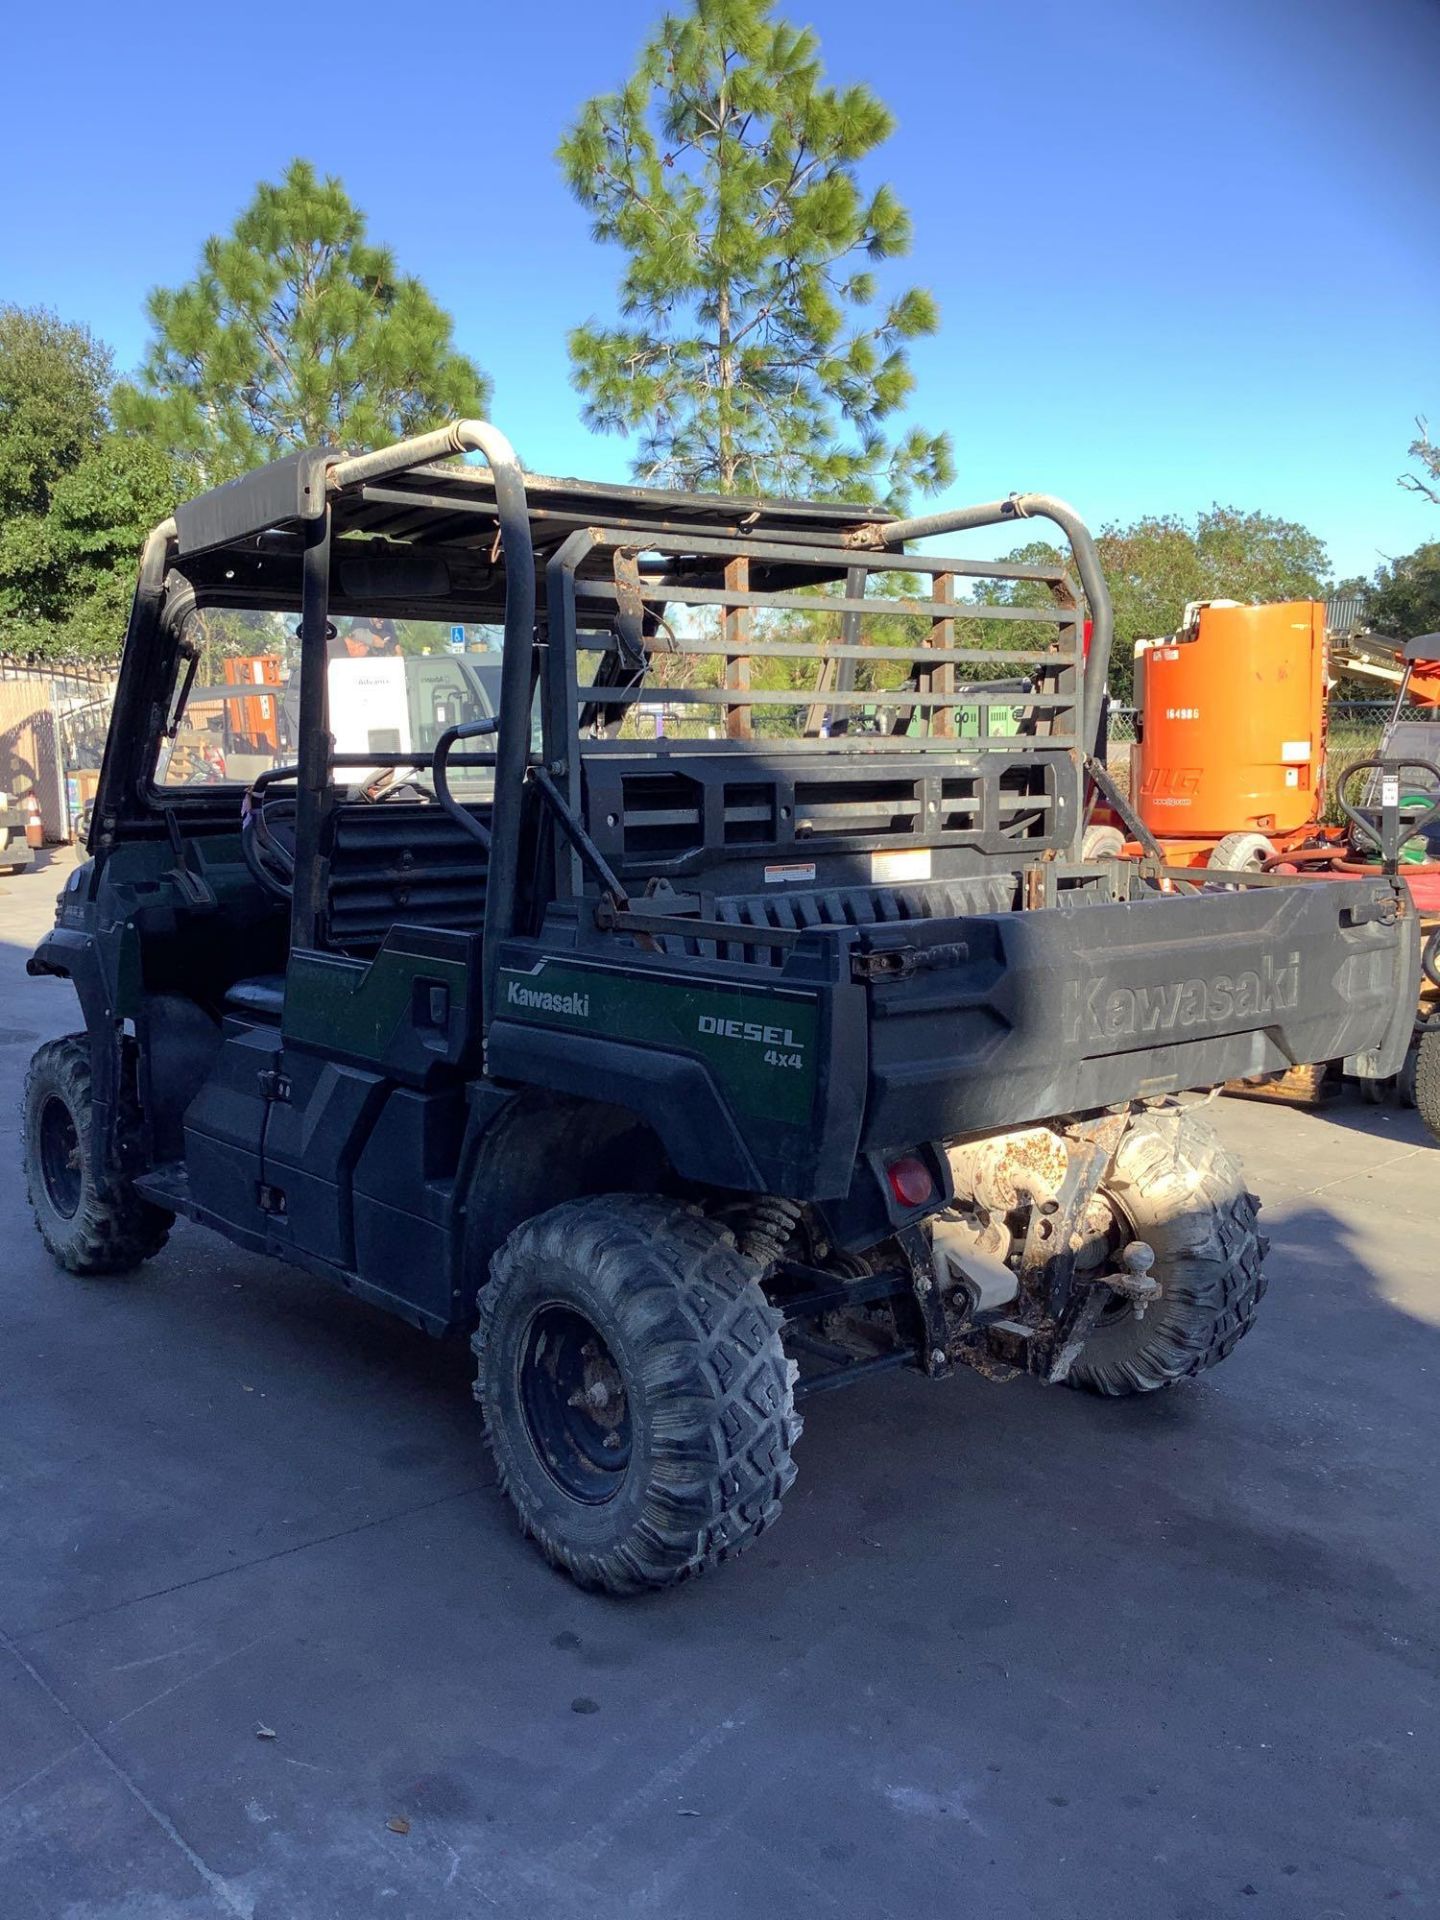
[1066, 1104, 1267, 1396]
[23, 1036, 172, 1274]
[1414, 1029, 1440, 1146]
[473, 1194, 800, 1593]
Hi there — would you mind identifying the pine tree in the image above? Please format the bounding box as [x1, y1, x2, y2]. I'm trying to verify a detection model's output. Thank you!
[114, 160, 490, 484]
[560, 0, 951, 505]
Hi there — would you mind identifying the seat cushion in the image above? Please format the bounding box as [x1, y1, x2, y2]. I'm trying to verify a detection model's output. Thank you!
[224, 974, 286, 1018]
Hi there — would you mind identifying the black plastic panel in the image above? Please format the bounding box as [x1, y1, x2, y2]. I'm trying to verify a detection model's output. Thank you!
[860, 879, 1420, 1147]
[262, 1056, 387, 1269]
[324, 803, 491, 953]
[582, 747, 1075, 886]
[182, 1023, 281, 1242]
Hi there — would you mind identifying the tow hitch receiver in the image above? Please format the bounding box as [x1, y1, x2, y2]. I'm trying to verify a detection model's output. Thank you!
[1088, 1241, 1159, 1317]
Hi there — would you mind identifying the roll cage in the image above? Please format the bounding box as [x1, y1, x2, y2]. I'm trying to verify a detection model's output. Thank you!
[93, 421, 1116, 1032]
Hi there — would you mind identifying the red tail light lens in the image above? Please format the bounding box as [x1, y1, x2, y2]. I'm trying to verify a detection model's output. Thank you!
[886, 1155, 934, 1209]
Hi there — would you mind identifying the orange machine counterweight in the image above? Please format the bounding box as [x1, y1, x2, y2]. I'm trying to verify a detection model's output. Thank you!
[222, 655, 283, 754]
[1134, 601, 1326, 846]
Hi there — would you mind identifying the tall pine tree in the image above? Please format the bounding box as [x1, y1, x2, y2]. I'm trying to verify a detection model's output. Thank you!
[114, 160, 490, 484]
[560, 0, 951, 505]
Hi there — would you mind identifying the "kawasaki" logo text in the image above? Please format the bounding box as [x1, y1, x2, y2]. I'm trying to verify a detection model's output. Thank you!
[506, 981, 590, 1017]
[1062, 950, 1300, 1045]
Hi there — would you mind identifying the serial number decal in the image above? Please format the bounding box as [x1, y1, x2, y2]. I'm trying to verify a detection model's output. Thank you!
[871, 849, 932, 884]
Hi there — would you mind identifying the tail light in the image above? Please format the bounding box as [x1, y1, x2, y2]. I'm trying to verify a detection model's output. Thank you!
[886, 1155, 934, 1209]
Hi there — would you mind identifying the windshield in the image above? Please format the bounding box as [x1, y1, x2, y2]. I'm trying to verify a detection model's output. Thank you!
[155, 611, 507, 798]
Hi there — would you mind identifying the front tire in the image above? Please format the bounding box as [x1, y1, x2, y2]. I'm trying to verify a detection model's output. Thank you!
[1208, 831, 1276, 873]
[23, 1036, 172, 1274]
[1081, 824, 1125, 860]
[1067, 1104, 1267, 1396]
[473, 1195, 800, 1594]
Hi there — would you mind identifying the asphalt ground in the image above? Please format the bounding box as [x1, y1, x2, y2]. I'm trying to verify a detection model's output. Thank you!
[1, 846, 1436, 1919]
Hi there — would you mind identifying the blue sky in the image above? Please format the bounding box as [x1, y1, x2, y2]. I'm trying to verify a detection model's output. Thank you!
[1, 0, 1436, 579]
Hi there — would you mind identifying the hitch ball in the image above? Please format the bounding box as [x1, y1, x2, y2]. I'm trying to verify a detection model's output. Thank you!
[1111, 1241, 1159, 1318]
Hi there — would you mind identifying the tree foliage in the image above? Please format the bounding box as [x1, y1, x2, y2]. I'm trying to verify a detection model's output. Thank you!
[559, 0, 951, 505]
[0, 305, 111, 525]
[0, 306, 175, 661]
[114, 159, 490, 484]
[1401, 416, 1440, 507]
[1360, 542, 1440, 641]
[974, 506, 1332, 703]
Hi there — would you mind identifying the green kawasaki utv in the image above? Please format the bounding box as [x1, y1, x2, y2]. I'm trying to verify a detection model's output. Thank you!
[23, 423, 1417, 1591]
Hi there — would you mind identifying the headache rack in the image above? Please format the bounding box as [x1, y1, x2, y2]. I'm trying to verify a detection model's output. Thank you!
[536, 499, 1102, 913]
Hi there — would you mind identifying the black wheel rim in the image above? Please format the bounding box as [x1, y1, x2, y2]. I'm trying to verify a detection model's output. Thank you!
[39, 1094, 83, 1219]
[518, 1304, 633, 1505]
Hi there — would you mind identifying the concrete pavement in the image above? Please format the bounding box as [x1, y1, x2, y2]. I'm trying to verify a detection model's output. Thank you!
[1, 848, 1436, 1919]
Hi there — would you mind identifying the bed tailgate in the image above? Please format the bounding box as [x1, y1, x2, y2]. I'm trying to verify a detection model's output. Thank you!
[857, 877, 1418, 1147]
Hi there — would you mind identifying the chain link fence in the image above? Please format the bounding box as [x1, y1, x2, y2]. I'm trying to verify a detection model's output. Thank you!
[1106, 700, 1431, 753]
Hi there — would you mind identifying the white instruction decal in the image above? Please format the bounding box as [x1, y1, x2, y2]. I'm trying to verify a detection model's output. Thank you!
[871, 849, 932, 884]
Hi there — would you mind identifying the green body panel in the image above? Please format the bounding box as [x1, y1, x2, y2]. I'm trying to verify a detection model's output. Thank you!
[496, 957, 821, 1127]
[284, 947, 470, 1061]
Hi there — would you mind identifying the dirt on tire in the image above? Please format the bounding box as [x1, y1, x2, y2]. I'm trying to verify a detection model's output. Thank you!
[1066, 1102, 1268, 1396]
[473, 1193, 800, 1594]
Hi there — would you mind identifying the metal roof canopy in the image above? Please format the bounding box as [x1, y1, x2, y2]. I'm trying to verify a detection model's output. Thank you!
[159, 428, 1102, 733]
[174, 449, 896, 556]
[168, 449, 943, 620]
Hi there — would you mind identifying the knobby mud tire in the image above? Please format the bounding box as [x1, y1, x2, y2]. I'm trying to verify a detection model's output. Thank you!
[23, 1035, 172, 1275]
[1067, 1104, 1268, 1396]
[473, 1194, 800, 1593]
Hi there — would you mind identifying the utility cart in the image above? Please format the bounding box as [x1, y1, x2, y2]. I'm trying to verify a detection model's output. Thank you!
[23, 424, 1418, 1590]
